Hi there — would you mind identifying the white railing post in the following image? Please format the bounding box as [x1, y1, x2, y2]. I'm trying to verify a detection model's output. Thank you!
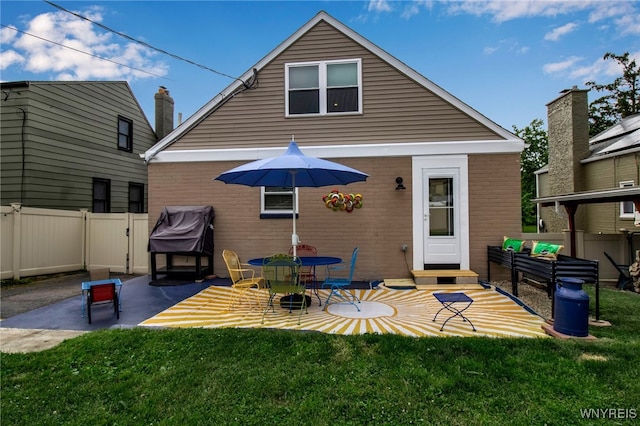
[80, 209, 88, 270]
[10, 203, 22, 279]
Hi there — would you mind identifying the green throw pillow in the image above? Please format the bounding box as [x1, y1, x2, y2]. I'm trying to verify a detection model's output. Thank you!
[531, 241, 564, 259]
[502, 237, 525, 252]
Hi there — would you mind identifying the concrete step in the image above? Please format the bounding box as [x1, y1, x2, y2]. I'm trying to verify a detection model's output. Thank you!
[411, 269, 479, 285]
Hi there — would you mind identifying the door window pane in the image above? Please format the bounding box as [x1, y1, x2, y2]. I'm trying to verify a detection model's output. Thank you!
[429, 178, 454, 236]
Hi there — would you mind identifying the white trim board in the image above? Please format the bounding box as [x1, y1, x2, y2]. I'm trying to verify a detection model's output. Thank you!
[148, 140, 523, 163]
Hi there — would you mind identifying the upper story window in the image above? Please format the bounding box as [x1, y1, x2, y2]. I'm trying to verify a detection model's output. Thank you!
[118, 116, 133, 152]
[286, 59, 362, 117]
[620, 181, 635, 219]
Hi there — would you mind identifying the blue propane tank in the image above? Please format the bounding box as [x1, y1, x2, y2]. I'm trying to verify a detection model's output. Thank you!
[553, 277, 589, 337]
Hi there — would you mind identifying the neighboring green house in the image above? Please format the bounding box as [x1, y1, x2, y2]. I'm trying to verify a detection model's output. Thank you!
[0, 81, 171, 212]
[534, 87, 640, 264]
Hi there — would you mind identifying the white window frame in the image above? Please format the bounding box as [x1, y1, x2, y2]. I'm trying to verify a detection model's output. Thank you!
[285, 58, 362, 117]
[261, 187, 299, 215]
[620, 181, 635, 219]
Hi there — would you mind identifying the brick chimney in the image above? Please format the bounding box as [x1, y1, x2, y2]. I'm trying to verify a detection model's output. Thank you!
[154, 86, 174, 140]
[545, 86, 590, 230]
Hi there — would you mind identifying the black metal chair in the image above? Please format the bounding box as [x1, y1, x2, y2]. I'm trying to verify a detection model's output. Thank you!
[603, 252, 634, 290]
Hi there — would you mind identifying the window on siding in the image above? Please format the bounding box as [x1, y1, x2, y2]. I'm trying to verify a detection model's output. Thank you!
[261, 187, 298, 217]
[128, 182, 144, 213]
[620, 181, 635, 218]
[286, 59, 361, 116]
[93, 178, 111, 213]
[117, 116, 133, 152]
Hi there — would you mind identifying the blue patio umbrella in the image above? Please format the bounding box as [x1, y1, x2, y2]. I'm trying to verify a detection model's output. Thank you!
[214, 140, 368, 256]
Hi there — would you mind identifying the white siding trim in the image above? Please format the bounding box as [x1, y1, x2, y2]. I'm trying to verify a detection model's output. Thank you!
[412, 155, 470, 270]
[149, 139, 523, 163]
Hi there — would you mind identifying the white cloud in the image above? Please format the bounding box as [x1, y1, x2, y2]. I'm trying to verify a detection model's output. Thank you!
[368, 0, 393, 13]
[615, 13, 640, 36]
[446, 0, 594, 23]
[543, 56, 583, 74]
[544, 22, 578, 41]
[0, 49, 24, 70]
[1, 25, 18, 44]
[570, 51, 640, 83]
[4, 8, 166, 81]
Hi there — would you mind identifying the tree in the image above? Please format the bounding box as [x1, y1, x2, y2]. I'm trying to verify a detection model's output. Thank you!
[513, 118, 548, 227]
[586, 52, 640, 136]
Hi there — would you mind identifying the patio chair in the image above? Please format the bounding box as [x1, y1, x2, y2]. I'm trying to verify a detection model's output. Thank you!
[222, 249, 265, 310]
[603, 251, 634, 290]
[262, 254, 307, 325]
[87, 282, 119, 324]
[289, 244, 321, 305]
[322, 247, 361, 311]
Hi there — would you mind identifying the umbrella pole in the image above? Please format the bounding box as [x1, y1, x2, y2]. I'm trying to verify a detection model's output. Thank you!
[291, 171, 298, 258]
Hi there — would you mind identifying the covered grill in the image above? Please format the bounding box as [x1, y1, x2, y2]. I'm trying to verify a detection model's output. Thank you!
[149, 206, 214, 280]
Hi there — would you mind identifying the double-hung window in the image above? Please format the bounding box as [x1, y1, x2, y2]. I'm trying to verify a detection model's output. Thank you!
[118, 116, 133, 152]
[620, 181, 636, 219]
[93, 178, 111, 213]
[128, 182, 145, 213]
[261, 187, 299, 218]
[286, 59, 361, 116]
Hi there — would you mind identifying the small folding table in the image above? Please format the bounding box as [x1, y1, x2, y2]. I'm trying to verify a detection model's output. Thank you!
[432, 292, 476, 332]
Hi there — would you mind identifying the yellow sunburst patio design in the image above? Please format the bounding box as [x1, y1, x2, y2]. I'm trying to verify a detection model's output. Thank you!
[139, 285, 548, 338]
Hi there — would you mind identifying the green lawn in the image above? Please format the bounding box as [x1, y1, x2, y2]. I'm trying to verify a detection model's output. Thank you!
[2, 288, 639, 425]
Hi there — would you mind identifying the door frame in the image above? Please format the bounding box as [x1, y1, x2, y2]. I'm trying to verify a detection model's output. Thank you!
[411, 155, 470, 270]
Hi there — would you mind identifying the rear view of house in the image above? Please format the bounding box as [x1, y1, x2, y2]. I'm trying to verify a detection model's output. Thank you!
[143, 11, 524, 280]
[1, 81, 161, 213]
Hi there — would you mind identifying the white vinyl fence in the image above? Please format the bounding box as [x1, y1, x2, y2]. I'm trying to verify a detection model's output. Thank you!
[1, 204, 148, 280]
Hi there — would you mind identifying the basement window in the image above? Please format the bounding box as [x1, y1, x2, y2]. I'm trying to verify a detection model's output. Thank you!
[261, 187, 299, 219]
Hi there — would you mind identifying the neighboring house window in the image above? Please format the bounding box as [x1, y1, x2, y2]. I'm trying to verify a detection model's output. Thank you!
[129, 183, 144, 213]
[93, 178, 111, 213]
[285, 59, 361, 116]
[261, 187, 299, 217]
[118, 116, 133, 152]
[620, 181, 635, 218]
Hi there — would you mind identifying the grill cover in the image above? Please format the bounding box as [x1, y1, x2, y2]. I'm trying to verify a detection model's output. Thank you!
[149, 206, 214, 253]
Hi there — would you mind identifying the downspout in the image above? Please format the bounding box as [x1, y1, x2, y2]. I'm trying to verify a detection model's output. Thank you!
[17, 107, 27, 204]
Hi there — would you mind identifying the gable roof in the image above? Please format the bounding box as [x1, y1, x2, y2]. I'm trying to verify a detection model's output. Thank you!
[143, 11, 518, 163]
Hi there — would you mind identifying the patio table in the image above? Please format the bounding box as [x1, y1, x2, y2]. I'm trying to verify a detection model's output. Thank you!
[248, 256, 342, 305]
[81, 278, 123, 317]
[432, 292, 476, 332]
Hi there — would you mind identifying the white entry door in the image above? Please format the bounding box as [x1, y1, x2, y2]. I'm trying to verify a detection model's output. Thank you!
[423, 168, 461, 266]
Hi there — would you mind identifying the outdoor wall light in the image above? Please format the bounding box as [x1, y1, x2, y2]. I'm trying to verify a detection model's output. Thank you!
[395, 177, 406, 190]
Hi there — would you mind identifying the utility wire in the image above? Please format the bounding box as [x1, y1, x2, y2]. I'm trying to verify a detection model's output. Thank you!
[44, 0, 244, 83]
[0, 24, 166, 78]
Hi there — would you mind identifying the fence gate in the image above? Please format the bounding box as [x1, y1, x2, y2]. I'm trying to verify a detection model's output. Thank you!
[85, 213, 149, 274]
[86, 213, 129, 273]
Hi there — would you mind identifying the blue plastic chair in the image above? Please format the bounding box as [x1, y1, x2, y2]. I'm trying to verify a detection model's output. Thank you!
[322, 247, 361, 311]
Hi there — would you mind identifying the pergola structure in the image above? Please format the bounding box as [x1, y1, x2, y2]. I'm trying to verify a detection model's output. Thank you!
[532, 186, 640, 257]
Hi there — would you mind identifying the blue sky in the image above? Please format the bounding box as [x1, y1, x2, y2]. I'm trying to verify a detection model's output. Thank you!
[1, 0, 639, 132]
